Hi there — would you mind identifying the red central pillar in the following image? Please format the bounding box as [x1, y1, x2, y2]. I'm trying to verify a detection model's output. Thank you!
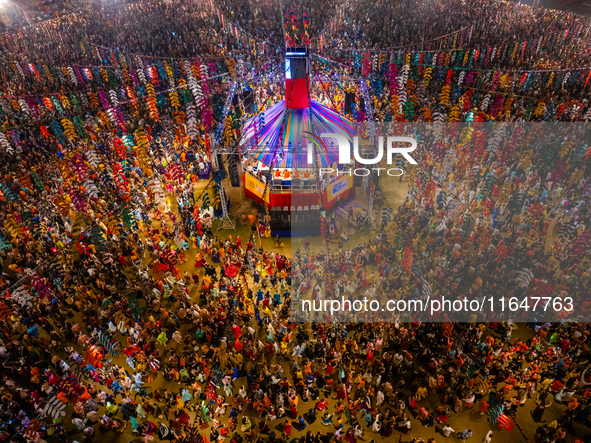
[285, 48, 310, 109]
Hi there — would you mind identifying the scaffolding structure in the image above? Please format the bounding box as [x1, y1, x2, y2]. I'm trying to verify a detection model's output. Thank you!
[359, 78, 377, 228]
[211, 82, 238, 231]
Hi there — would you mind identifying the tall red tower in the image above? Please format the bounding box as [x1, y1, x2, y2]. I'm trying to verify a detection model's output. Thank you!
[284, 47, 310, 109]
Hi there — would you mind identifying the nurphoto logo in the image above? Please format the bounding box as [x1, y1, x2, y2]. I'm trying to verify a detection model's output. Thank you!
[310, 133, 418, 177]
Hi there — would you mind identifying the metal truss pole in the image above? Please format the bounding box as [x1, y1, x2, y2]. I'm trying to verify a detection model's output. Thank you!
[211, 82, 238, 231]
[359, 77, 376, 227]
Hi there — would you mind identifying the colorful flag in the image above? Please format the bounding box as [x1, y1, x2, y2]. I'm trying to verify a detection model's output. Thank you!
[302, 32, 310, 45]
[290, 8, 297, 30]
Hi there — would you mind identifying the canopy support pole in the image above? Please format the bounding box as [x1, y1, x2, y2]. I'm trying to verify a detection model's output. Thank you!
[212, 82, 238, 231]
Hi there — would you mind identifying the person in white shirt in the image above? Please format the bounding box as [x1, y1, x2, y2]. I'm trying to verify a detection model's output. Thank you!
[372, 416, 381, 433]
[376, 390, 385, 406]
[443, 425, 455, 437]
[483, 430, 493, 443]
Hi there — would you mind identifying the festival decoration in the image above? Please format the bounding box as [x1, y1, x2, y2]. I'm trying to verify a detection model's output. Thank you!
[42, 396, 67, 419]
[402, 247, 414, 273]
[241, 100, 354, 169]
[10, 286, 34, 307]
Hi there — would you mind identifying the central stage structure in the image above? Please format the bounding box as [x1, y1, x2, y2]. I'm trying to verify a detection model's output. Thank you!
[240, 47, 355, 235]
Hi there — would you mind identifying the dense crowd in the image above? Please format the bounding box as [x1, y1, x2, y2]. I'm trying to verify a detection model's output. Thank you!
[1, 1, 591, 443]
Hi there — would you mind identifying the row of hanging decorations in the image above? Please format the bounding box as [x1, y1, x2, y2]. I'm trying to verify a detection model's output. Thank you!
[0, 76, 221, 134]
[0, 12, 282, 133]
[5, 29, 589, 96]
[314, 0, 591, 54]
[2, 54, 588, 130]
[7, 0, 585, 88]
[312, 56, 591, 122]
[0, 48, 244, 125]
[317, 17, 478, 55]
[321, 26, 591, 76]
[0, 67, 234, 154]
[1, 0, 282, 93]
[1, 115, 221, 232]
[378, 53, 591, 121]
[2, 41, 234, 89]
[2, 3, 590, 127]
[314, 47, 591, 94]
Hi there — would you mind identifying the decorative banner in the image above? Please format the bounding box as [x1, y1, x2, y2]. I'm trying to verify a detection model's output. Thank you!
[326, 175, 352, 201]
[244, 173, 270, 204]
[0, 70, 231, 126]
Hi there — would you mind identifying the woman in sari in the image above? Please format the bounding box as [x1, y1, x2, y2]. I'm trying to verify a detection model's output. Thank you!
[532, 393, 553, 422]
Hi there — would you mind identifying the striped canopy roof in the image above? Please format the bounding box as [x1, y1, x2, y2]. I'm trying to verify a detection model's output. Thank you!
[240, 100, 355, 169]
